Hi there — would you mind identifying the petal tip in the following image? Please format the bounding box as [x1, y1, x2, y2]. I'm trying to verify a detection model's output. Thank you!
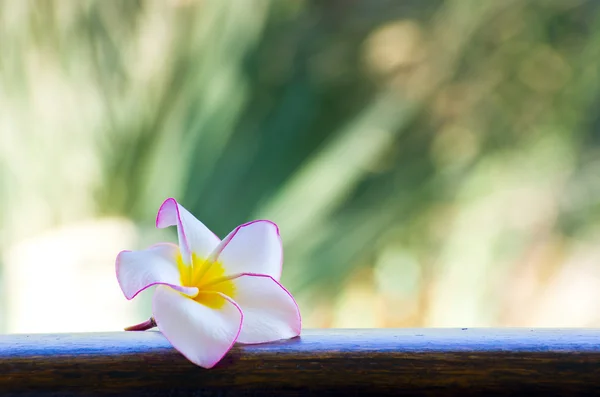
[214, 220, 283, 280]
[156, 197, 179, 229]
[115, 245, 197, 300]
[205, 295, 244, 368]
[154, 292, 244, 369]
[241, 219, 280, 236]
[229, 273, 301, 343]
[115, 249, 132, 261]
[115, 250, 135, 300]
[242, 220, 283, 279]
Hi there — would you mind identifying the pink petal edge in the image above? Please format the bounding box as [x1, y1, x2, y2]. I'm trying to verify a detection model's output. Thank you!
[227, 272, 302, 339]
[210, 220, 283, 281]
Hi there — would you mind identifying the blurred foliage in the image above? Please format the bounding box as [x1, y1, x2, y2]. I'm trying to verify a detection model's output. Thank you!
[3, 0, 600, 329]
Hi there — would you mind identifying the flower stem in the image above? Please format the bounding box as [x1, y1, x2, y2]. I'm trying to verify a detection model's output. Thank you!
[124, 317, 157, 331]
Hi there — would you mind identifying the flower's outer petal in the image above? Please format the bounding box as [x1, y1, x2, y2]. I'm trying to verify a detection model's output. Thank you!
[156, 198, 221, 264]
[153, 285, 243, 369]
[211, 220, 282, 280]
[228, 273, 301, 344]
[116, 243, 198, 300]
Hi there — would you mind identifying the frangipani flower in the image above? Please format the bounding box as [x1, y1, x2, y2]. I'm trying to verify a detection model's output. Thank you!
[116, 198, 301, 368]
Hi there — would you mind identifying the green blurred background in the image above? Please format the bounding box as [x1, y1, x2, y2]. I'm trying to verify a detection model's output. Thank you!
[2, 0, 600, 332]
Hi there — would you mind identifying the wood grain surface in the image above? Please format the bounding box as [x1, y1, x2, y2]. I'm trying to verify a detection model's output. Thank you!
[1, 328, 600, 396]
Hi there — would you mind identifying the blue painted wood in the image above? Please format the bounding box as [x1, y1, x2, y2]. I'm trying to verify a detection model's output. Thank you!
[1, 329, 600, 396]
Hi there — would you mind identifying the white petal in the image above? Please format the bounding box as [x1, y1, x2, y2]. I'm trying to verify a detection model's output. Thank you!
[211, 220, 282, 280]
[156, 198, 221, 264]
[230, 274, 301, 344]
[152, 285, 243, 369]
[116, 243, 198, 300]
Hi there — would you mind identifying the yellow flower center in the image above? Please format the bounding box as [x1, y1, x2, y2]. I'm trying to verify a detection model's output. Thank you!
[177, 252, 236, 309]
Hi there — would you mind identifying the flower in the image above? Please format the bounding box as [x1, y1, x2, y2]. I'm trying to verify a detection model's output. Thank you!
[115, 198, 301, 368]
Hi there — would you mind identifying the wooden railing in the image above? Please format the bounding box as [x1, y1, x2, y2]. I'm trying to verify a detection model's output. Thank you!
[1, 329, 600, 396]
